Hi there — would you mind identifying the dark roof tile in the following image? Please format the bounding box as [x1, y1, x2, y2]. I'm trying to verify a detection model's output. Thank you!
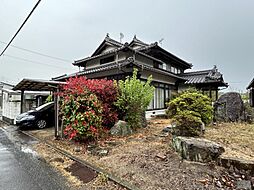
[181, 66, 228, 86]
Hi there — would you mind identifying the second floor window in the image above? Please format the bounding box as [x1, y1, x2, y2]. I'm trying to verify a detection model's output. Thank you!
[100, 55, 115, 64]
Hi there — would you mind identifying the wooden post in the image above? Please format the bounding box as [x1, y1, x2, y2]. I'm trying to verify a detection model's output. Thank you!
[20, 90, 24, 113]
[209, 87, 212, 99]
[216, 89, 218, 100]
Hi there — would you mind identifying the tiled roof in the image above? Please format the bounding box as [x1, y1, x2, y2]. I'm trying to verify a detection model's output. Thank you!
[55, 57, 185, 81]
[135, 42, 157, 51]
[74, 45, 127, 65]
[73, 34, 192, 69]
[57, 59, 133, 80]
[247, 78, 254, 89]
[181, 66, 228, 86]
[137, 43, 192, 69]
[90, 34, 123, 57]
[104, 34, 123, 47]
[129, 35, 149, 47]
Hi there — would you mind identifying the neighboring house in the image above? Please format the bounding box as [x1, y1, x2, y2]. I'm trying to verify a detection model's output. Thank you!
[0, 82, 15, 120]
[0, 82, 49, 124]
[247, 78, 254, 107]
[54, 34, 227, 112]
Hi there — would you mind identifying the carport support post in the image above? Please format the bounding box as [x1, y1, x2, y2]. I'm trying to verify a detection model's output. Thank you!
[54, 88, 60, 139]
[20, 90, 24, 113]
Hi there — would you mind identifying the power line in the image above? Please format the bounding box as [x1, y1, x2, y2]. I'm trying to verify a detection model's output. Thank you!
[0, 41, 71, 63]
[3, 54, 70, 70]
[0, 0, 42, 57]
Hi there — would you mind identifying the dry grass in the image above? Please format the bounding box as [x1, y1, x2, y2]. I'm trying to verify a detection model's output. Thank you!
[205, 123, 254, 161]
[27, 120, 231, 190]
[33, 143, 83, 188]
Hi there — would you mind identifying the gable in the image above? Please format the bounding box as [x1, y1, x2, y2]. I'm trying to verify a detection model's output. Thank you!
[101, 44, 119, 54]
[129, 43, 146, 50]
[92, 34, 123, 56]
[129, 35, 148, 50]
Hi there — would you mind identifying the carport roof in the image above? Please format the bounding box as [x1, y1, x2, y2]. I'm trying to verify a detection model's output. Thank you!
[13, 79, 66, 91]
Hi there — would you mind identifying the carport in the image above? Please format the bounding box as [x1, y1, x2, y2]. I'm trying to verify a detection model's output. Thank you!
[13, 79, 66, 138]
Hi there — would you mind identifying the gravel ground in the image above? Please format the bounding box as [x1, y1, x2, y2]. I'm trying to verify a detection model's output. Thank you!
[25, 119, 254, 190]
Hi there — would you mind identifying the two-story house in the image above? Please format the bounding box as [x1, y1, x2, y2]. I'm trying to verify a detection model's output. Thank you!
[54, 34, 228, 111]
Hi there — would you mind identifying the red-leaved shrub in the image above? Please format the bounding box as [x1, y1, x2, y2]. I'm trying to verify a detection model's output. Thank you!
[63, 77, 118, 129]
[60, 85, 103, 141]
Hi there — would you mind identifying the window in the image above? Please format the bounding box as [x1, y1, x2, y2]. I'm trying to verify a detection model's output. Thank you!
[100, 55, 115, 64]
[171, 66, 176, 73]
[153, 61, 163, 69]
[162, 63, 167, 70]
[147, 82, 174, 110]
[166, 64, 171, 71]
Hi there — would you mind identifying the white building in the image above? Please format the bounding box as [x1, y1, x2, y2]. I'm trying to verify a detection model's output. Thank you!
[0, 82, 49, 124]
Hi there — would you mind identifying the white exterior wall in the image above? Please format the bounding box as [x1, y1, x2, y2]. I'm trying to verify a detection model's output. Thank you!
[2, 91, 21, 123]
[140, 70, 177, 85]
[0, 89, 2, 118]
[101, 46, 116, 54]
[86, 51, 126, 70]
[136, 54, 154, 67]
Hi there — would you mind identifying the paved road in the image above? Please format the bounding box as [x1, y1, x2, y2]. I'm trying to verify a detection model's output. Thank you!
[0, 128, 70, 190]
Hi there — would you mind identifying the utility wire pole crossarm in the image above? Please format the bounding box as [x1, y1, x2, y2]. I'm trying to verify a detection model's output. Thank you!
[0, 0, 42, 57]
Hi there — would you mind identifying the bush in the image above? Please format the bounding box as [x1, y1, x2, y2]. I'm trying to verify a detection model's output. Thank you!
[167, 89, 213, 136]
[167, 89, 213, 125]
[172, 111, 203, 136]
[63, 77, 118, 128]
[45, 94, 52, 103]
[244, 102, 254, 123]
[60, 79, 103, 141]
[115, 69, 155, 129]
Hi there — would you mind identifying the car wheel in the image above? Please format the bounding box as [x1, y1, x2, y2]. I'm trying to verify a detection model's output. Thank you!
[36, 119, 47, 129]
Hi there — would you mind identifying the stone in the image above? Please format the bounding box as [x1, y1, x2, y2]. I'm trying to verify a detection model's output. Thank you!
[218, 156, 254, 175]
[156, 153, 167, 160]
[49, 157, 65, 163]
[214, 92, 244, 122]
[74, 146, 81, 152]
[172, 136, 225, 163]
[98, 149, 109, 157]
[236, 180, 252, 190]
[162, 125, 173, 133]
[251, 177, 254, 189]
[110, 120, 132, 136]
[215, 180, 222, 188]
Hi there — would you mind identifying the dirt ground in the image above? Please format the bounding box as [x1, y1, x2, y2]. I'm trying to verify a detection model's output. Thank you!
[205, 123, 254, 161]
[33, 142, 127, 190]
[26, 119, 253, 190]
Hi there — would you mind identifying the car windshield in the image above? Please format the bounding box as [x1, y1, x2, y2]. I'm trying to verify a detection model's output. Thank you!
[35, 102, 54, 111]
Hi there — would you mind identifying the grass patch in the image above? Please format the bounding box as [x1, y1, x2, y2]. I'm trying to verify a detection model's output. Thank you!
[205, 123, 254, 160]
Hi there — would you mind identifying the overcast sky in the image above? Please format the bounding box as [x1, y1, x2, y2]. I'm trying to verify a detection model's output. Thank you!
[0, 0, 253, 92]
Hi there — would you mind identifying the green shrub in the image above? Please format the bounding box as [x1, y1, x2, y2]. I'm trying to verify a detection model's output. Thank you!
[244, 102, 254, 123]
[45, 94, 52, 103]
[172, 110, 203, 136]
[167, 89, 213, 125]
[167, 89, 213, 136]
[115, 68, 155, 129]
